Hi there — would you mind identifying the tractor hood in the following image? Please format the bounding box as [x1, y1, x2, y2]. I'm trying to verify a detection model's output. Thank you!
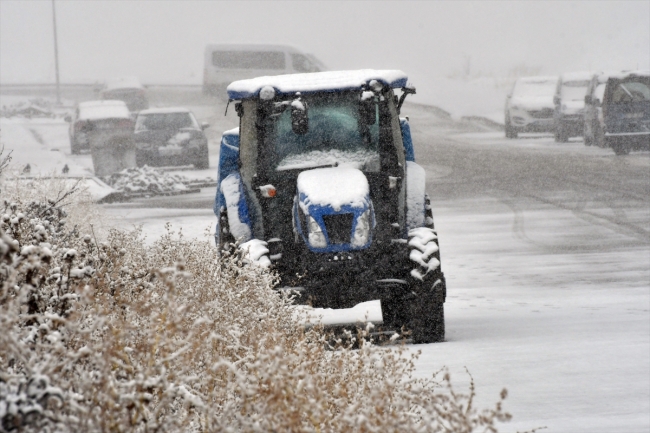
[297, 167, 369, 212]
[295, 167, 374, 253]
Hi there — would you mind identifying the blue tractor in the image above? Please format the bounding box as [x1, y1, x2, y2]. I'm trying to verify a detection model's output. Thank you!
[214, 70, 446, 343]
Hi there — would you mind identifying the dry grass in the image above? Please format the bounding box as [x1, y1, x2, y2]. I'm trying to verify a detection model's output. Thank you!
[0, 178, 513, 432]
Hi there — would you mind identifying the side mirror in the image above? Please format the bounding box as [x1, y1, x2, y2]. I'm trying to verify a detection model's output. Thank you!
[553, 95, 560, 105]
[201, 122, 210, 130]
[584, 95, 592, 105]
[64, 115, 72, 123]
[291, 98, 308, 135]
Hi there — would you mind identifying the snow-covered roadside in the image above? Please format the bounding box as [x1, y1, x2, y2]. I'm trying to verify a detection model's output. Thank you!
[100, 189, 216, 243]
[0, 117, 94, 177]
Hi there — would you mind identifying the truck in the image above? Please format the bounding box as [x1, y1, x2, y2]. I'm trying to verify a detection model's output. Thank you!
[213, 70, 446, 343]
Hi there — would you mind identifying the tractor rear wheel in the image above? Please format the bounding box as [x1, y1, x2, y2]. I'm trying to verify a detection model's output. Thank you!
[384, 226, 446, 344]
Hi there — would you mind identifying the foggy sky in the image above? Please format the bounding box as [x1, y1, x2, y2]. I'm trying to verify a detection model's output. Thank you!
[1, 0, 648, 86]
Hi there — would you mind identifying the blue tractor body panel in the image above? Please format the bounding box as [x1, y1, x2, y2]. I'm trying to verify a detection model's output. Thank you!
[400, 118, 416, 162]
[214, 128, 255, 245]
[214, 128, 240, 215]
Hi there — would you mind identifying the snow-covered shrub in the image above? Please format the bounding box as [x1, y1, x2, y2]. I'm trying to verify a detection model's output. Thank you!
[104, 166, 189, 194]
[0, 180, 513, 432]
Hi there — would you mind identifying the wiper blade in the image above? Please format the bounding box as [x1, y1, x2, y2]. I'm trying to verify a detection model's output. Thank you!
[276, 162, 339, 172]
[620, 84, 633, 98]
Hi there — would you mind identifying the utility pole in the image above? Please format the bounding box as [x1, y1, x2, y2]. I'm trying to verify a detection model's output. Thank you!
[52, 0, 61, 104]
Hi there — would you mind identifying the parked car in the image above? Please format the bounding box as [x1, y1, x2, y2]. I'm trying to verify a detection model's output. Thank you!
[100, 77, 149, 112]
[134, 107, 210, 169]
[66, 100, 134, 155]
[203, 44, 325, 97]
[553, 71, 592, 142]
[214, 70, 446, 343]
[505, 76, 559, 138]
[584, 70, 650, 154]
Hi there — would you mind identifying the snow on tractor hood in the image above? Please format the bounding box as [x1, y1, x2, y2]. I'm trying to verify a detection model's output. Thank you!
[227, 69, 408, 100]
[297, 167, 369, 213]
[296, 167, 374, 253]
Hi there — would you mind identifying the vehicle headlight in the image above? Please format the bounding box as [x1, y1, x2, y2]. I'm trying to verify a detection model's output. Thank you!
[351, 208, 371, 247]
[307, 216, 327, 248]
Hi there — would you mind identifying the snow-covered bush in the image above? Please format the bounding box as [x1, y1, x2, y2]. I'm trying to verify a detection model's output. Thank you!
[104, 166, 189, 194]
[0, 180, 512, 432]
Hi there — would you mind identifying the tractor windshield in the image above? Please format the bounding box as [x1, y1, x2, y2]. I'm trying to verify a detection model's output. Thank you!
[268, 92, 381, 172]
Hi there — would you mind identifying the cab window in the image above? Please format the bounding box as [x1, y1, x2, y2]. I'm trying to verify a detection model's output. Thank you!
[609, 78, 650, 104]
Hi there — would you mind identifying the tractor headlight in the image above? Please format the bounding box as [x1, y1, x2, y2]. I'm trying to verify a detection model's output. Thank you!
[352, 208, 371, 247]
[308, 216, 327, 248]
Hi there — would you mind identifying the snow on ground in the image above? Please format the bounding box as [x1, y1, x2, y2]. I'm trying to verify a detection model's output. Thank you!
[452, 130, 650, 166]
[101, 199, 216, 243]
[417, 196, 649, 432]
[0, 117, 94, 177]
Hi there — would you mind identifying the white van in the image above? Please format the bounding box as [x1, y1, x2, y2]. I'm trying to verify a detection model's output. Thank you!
[203, 44, 325, 97]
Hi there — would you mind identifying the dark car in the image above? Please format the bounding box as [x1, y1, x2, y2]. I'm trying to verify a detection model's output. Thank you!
[134, 108, 210, 169]
[584, 70, 650, 154]
[553, 71, 592, 142]
[66, 100, 134, 154]
[100, 77, 149, 112]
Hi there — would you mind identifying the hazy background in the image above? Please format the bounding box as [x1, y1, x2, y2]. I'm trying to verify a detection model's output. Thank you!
[1, 0, 648, 118]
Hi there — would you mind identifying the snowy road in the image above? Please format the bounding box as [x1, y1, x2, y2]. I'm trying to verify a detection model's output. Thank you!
[408, 113, 649, 432]
[1, 87, 648, 432]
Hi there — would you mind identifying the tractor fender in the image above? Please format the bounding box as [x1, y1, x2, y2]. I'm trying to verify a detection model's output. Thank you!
[214, 128, 240, 216]
[220, 172, 253, 242]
